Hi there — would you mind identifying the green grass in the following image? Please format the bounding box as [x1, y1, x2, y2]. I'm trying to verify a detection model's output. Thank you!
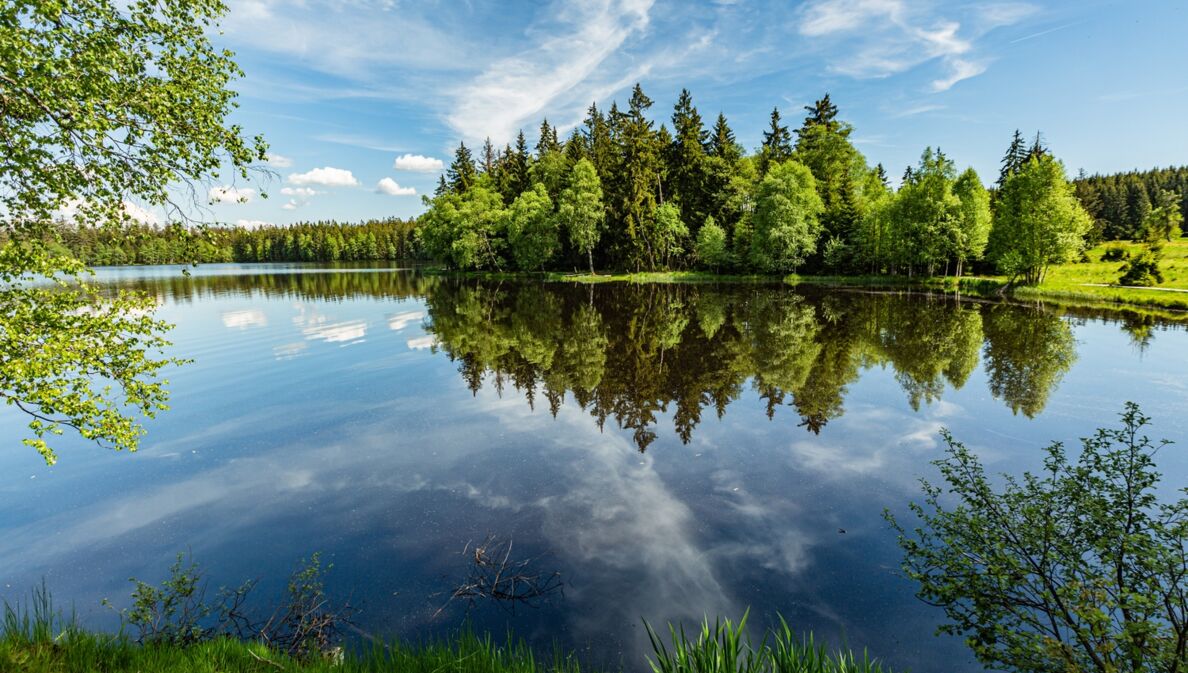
[1, 589, 894, 673]
[645, 613, 894, 673]
[420, 241, 1188, 317]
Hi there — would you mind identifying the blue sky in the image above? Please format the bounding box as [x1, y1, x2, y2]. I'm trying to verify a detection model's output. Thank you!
[200, 0, 1188, 226]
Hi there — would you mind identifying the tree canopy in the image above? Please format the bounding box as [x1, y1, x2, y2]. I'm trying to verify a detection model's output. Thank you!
[1, 0, 265, 463]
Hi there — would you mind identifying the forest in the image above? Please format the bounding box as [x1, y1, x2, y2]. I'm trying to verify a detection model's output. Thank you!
[416, 86, 1179, 285]
[31, 218, 419, 266]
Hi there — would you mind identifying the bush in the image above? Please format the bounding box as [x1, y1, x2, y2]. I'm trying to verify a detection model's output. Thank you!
[889, 403, 1188, 673]
[1119, 248, 1164, 286]
[1101, 244, 1130, 262]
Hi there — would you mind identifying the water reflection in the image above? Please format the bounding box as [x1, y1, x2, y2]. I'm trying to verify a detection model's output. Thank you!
[4, 265, 1187, 673]
[420, 282, 1079, 450]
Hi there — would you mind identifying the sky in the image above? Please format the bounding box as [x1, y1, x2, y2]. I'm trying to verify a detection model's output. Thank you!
[195, 0, 1188, 227]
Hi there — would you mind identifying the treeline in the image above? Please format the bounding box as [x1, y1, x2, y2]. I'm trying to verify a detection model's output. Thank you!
[1074, 166, 1188, 241]
[418, 86, 1120, 285]
[40, 218, 419, 266]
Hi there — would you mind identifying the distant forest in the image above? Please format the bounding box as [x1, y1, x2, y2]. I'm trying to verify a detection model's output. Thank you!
[39, 218, 418, 266]
[1073, 166, 1188, 242]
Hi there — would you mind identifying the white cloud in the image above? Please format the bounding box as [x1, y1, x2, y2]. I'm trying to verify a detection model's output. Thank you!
[932, 58, 987, 92]
[287, 166, 359, 188]
[799, 0, 903, 37]
[208, 186, 257, 204]
[446, 0, 655, 143]
[376, 177, 417, 196]
[392, 154, 444, 172]
[266, 153, 293, 168]
[281, 200, 303, 211]
[280, 187, 317, 197]
[796, 0, 1028, 89]
[234, 219, 274, 229]
[122, 201, 160, 225]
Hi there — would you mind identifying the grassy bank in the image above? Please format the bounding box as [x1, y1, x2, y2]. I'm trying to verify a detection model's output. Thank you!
[1, 597, 892, 673]
[427, 241, 1188, 316]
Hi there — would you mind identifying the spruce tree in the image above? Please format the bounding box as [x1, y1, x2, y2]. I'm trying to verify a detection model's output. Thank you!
[998, 129, 1028, 187]
[709, 113, 741, 163]
[668, 89, 711, 231]
[480, 137, 497, 174]
[447, 141, 477, 192]
[759, 107, 793, 174]
[536, 118, 560, 156]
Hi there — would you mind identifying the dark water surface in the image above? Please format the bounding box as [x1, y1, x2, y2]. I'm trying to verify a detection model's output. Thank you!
[3, 264, 1187, 672]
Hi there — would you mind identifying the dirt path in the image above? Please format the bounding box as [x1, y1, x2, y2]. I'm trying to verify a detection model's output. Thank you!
[1081, 283, 1188, 293]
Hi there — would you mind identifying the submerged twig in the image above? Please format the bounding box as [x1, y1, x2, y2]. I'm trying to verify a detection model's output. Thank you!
[433, 535, 563, 619]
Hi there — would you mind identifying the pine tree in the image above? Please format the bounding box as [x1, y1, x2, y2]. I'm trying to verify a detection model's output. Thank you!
[998, 129, 1028, 187]
[447, 141, 477, 192]
[798, 93, 842, 136]
[480, 137, 497, 174]
[618, 83, 663, 269]
[509, 131, 532, 196]
[536, 118, 560, 157]
[759, 107, 793, 174]
[668, 88, 711, 231]
[875, 163, 889, 188]
[709, 113, 740, 164]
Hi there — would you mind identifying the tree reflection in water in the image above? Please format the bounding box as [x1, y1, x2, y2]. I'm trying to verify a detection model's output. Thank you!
[422, 280, 1079, 451]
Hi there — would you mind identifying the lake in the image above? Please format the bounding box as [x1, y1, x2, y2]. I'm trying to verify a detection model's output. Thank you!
[2, 263, 1186, 672]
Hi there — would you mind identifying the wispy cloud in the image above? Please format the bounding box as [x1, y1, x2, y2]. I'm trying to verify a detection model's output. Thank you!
[446, 0, 656, 143]
[796, 0, 1034, 91]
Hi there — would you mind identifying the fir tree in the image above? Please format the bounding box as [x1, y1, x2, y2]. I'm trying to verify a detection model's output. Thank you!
[447, 141, 478, 193]
[709, 113, 740, 164]
[759, 107, 793, 174]
[998, 129, 1028, 187]
[481, 137, 497, 174]
[536, 118, 560, 156]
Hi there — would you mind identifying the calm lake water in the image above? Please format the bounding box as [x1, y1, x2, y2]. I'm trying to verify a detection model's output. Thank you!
[2, 263, 1187, 672]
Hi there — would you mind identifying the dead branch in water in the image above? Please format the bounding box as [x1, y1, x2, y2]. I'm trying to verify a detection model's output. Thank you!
[433, 535, 563, 618]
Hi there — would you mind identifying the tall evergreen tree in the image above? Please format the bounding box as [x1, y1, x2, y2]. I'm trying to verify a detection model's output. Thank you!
[759, 107, 793, 174]
[617, 84, 663, 269]
[480, 138, 497, 174]
[668, 89, 712, 232]
[536, 118, 560, 157]
[709, 113, 741, 163]
[447, 141, 478, 192]
[998, 129, 1028, 187]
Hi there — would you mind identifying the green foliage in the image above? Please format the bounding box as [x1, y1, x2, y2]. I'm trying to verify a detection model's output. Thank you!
[694, 216, 729, 271]
[750, 161, 824, 273]
[1074, 167, 1188, 242]
[506, 184, 558, 271]
[1, 0, 266, 462]
[989, 154, 1092, 285]
[889, 403, 1188, 673]
[1118, 247, 1164, 286]
[419, 185, 508, 270]
[1102, 244, 1131, 262]
[0, 243, 182, 464]
[951, 167, 992, 275]
[645, 202, 689, 270]
[558, 159, 605, 273]
[111, 553, 218, 646]
[645, 612, 894, 673]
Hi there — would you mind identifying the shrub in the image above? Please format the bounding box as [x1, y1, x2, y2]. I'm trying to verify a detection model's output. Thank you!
[1101, 244, 1130, 262]
[1119, 248, 1164, 286]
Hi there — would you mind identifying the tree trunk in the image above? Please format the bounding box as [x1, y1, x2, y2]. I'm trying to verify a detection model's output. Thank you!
[588, 249, 594, 275]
